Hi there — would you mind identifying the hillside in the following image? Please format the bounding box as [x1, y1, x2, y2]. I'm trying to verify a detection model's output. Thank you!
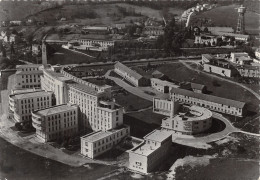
[190, 4, 260, 34]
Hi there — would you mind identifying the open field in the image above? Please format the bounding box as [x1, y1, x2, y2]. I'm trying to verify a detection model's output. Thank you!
[191, 4, 260, 34]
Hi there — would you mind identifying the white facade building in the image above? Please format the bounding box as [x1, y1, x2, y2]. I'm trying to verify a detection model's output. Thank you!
[151, 78, 179, 93]
[81, 125, 130, 159]
[128, 130, 172, 174]
[9, 90, 53, 123]
[41, 66, 72, 105]
[32, 104, 79, 142]
[161, 105, 212, 135]
[15, 64, 43, 89]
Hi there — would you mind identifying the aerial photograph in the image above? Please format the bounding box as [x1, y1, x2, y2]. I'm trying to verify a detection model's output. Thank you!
[0, 0, 259, 179]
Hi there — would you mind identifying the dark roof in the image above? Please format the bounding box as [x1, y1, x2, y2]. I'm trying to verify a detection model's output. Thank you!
[171, 88, 245, 109]
[190, 82, 206, 91]
[115, 62, 143, 80]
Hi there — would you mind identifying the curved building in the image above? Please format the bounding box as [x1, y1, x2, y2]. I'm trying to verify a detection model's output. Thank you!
[161, 105, 212, 135]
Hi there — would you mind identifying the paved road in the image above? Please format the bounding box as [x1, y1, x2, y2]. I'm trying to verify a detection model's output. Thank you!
[180, 60, 260, 100]
[105, 70, 168, 102]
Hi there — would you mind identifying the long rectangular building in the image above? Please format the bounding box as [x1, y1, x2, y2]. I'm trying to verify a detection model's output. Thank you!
[114, 62, 150, 87]
[81, 125, 130, 159]
[170, 88, 245, 117]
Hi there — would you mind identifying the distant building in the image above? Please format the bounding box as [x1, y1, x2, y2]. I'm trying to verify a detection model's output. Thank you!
[128, 130, 172, 174]
[161, 105, 212, 135]
[15, 64, 43, 89]
[237, 65, 260, 78]
[231, 52, 252, 65]
[255, 48, 260, 60]
[32, 104, 79, 142]
[9, 90, 53, 123]
[114, 62, 150, 87]
[82, 26, 110, 35]
[32, 44, 42, 56]
[80, 125, 130, 159]
[142, 26, 164, 36]
[74, 39, 114, 51]
[194, 33, 217, 46]
[171, 88, 246, 117]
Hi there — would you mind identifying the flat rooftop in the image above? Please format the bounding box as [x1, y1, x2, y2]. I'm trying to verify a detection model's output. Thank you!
[143, 129, 172, 143]
[33, 104, 78, 117]
[44, 68, 72, 82]
[10, 90, 52, 100]
[81, 125, 128, 142]
[67, 82, 100, 96]
[16, 64, 42, 68]
[16, 70, 43, 75]
[164, 105, 212, 123]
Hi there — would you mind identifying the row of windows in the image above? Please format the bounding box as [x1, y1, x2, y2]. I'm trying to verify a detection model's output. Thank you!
[21, 74, 41, 78]
[20, 96, 50, 104]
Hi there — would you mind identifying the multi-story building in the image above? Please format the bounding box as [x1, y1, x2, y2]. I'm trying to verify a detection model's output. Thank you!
[67, 82, 122, 132]
[153, 98, 180, 117]
[114, 62, 150, 87]
[15, 64, 43, 89]
[151, 78, 179, 93]
[161, 105, 212, 135]
[170, 88, 246, 117]
[80, 125, 130, 159]
[41, 65, 72, 105]
[128, 130, 172, 174]
[32, 104, 79, 142]
[9, 90, 53, 123]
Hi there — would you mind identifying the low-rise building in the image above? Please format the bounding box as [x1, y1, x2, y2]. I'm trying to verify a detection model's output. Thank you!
[114, 62, 150, 87]
[237, 65, 260, 78]
[231, 52, 252, 65]
[82, 26, 110, 34]
[74, 39, 114, 51]
[9, 90, 53, 123]
[142, 26, 164, 36]
[128, 130, 172, 174]
[32, 44, 42, 56]
[15, 64, 43, 89]
[161, 105, 212, 135]
[171, 88, 246, 117]
[81, 125, 130, 159]
[151, 78, 179, 93]
[203, 58, 236, 77]
[180, 82, 206, 94]
[32, 104, 79, 142]
[195, 33, 217, 46]
[255, 48, 260, 60]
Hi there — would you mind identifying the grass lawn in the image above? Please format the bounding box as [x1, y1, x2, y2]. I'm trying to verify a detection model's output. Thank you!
[47, 47, 96, 65]
[191, 4, 260, 34]
[127, 109, 165, 126]
[114, 92, 152, 112]
[155, 63, 260, 112]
